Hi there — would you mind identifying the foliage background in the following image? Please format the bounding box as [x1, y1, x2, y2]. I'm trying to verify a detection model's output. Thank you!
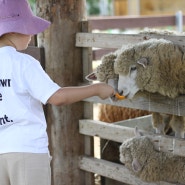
[28, 0, 112, 16]
[28, 0, 35, 12]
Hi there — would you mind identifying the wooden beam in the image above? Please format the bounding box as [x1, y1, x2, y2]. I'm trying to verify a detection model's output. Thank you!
[36, 1, 87, 185]
[83, 91, 185, 117]
[79, 156, 174, 185]
[87, 15, 181, 30]
[76, 32, 185, 49]
[79, 119, 185, 157]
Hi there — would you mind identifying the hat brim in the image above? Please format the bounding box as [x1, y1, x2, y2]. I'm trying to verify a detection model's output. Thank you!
[0, 15, 50, 36]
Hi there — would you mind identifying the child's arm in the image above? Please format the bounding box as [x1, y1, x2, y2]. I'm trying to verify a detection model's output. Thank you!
[47, 83, 114, 106]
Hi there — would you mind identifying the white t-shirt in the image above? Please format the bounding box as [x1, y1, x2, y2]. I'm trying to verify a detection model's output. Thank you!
[0, 46, 60, 154]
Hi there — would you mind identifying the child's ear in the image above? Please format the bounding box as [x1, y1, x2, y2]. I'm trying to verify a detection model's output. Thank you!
[85, 72, 97, 81]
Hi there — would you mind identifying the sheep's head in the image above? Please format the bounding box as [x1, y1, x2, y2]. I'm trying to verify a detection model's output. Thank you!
[114, 46, 150, 99]
[120, 136, 155, 174]
[120, 135, 163, 182]
[86, 52, 119, 91]
[114, 38, 175, 99]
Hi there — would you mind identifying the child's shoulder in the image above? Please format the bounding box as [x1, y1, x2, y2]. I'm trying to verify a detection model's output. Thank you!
[17, 51, 36, 61]
[15, 50, 39, 65]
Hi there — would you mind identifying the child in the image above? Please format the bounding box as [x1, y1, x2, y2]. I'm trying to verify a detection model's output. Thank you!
[0, 0, 114, 185]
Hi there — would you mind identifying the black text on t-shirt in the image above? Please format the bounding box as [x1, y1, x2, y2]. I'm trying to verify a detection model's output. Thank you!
[0, 79, 11, 87]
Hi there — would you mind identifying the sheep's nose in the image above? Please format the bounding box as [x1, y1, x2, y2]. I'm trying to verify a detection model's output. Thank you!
[118, 90, 123, 95]
[119, 88, 129, 95]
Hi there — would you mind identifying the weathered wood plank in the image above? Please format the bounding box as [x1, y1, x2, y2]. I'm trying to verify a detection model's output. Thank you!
[76, 32, 185, 50]
[37, 1, 88, 185]
[88, 15, 182, 30]
[79, 119, 136, 142]
[114, 114, 154, 132]
[79, 156, 174, 185]
[81, 21, 95, 185]
[82, 91, 185, 116]
[93, 48, 117, 60]
[79, 119, 185, 157]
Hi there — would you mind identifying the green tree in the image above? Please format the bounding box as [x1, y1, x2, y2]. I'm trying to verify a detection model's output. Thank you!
[28, 0, 36, 12]
[87, 0, 100, 15]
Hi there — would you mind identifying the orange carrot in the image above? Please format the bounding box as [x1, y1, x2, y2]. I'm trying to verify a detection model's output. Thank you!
[115, 93, 125, 100]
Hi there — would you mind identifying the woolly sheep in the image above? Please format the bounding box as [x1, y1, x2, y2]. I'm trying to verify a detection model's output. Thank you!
[119, 134, 185, 184]
[86, 45, 185, 138]
[99, 105, 151, 164]
[114, 38, 185, 99]
[85, 52, 119, 91]
[113, 38, 185, 138]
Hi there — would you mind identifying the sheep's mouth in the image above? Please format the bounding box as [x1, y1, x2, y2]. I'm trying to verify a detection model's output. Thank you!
[120, 91, 129, 98]
[115, 93, 126, 100]
[111, 92, 125, 101]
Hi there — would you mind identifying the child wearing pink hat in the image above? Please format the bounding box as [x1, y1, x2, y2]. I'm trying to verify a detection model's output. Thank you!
[0, 0, 114, 185]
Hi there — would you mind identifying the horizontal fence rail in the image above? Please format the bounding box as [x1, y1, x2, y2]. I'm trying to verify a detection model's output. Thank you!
[78, 15, 185, 185]
[76, 32, 185, 60]
[79, 156, 173, 185]
[79, 120, 181, 185]
[76, 32, 185, 49]
[88, 15, 185, 30]
[79, 120, 185, 157]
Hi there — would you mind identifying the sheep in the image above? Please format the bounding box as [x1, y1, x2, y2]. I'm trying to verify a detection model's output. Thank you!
[119, 134, 185, 184]
[99, 104, 152, 164]
[139, 28, 182, 36]
[85, 51, 119, 91]
[86, 43, 185, 138]
[112, 38, 185, 137]
[85, 45, 184, 137]
[114, 38, 185, 99]
[99, 104, 151, 123]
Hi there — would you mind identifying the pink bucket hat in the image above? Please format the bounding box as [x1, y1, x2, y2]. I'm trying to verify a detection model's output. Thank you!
[0, 0, 50, 36]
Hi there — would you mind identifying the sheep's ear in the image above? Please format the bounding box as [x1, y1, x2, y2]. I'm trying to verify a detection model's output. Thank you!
[134, 126, 143, 137]
[132, 158, 142, 172]
[85, 72, 97, 81]
[137, 57, 149, 68]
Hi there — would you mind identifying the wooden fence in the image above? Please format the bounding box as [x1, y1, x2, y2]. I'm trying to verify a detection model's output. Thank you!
[25, 14, 185, 185]
[89, 14, 185, 60]
[76, 15, 185, 185]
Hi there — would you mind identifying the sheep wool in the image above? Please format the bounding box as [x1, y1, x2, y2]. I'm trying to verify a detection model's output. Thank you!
[119, 135, 185, 184]
[85, 51, 120, 92]
[114, 38, 185, 98]
[95, 52, 118, 83]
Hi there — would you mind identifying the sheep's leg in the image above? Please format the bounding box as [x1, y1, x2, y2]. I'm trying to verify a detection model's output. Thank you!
[161, 113, 172, 134]
[152, 112, 164, 134]
[170, 115, 185, 138]
[152, 113, 171, 134]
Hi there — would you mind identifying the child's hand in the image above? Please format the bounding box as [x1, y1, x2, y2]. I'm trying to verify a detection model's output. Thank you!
[95, 83, 115, 100]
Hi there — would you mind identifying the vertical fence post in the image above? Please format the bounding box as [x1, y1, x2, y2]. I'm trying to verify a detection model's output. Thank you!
[176, 11, 183, 33]
[36, 1, 88, 185]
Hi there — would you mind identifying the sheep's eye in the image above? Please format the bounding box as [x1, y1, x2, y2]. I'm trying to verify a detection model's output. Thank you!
[130, 66, 137, 71]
